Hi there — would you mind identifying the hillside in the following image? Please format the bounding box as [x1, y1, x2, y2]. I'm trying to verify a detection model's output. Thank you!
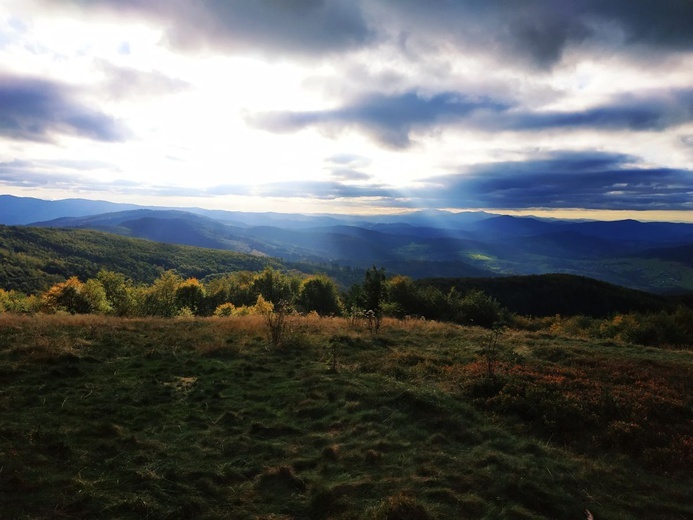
[0, 314, 690, 519]
[19, 201, 693, 293]
[421, 274, 673, 318]
[31, 210, 497, 278]
[4, 224, 692, 324]
[4, 195, 693, 292]
[0, 225, 362, 294]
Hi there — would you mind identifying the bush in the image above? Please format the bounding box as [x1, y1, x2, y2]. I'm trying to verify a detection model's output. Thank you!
[255, 295, 290, 348]
[214, 302, 237, 317]
[450, 289, 503, 328]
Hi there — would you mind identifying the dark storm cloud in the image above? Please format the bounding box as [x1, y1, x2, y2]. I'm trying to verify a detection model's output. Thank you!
[507, 89, 693, 132]
[55, 1, 693, 66]
[591, 0, 693, 50]
[249, 88, 693, 148]
[249, 91, 508, 148]
[0, 74, 130, 142]
[380, 0, 693, 69]
[418, 152, 693, 211]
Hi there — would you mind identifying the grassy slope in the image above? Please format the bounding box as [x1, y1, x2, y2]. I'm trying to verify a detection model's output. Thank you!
[1, 315, 690, 519]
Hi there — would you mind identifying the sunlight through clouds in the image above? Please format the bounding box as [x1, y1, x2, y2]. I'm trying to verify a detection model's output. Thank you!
[0, 0, 691, 219]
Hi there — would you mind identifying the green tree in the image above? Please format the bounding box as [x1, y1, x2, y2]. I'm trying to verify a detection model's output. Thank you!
[142, 270, 182, 317]
[175, 277, 206, 315]
[0, 289, 39, 314]
[96, 270, 135, 316]
[361, 266, 387, 332]
[363, 266, 387, 315]
[450, 288, 502, 328]
[297, 275, 342, 316]
[227, 271, 258, 307]
[41, 276, 110, 314]
[252, 267, 294, 305]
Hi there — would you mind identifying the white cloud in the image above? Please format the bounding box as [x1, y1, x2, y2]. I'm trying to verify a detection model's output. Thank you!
[0, 0, 690, 217]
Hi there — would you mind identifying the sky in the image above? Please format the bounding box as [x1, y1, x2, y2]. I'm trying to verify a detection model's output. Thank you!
[1, 0, 692, 221]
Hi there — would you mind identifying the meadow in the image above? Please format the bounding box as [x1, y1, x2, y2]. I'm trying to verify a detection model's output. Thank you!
[0, 313, 690, 519]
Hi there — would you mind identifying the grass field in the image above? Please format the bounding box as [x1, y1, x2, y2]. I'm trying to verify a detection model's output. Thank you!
[1, 314, 691, 519]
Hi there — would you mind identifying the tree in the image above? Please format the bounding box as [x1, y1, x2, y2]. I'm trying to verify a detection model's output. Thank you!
[0, 289, 39, 314]
[450, 289, 502, 328]
[363, 266, 387, 315]
[252, 268, 294, 305]
[41, 276, 110, 314]
[175, 277, 205, 316]
[142, 270, 182, 317]
[297, 275, 342, 316]
[362, 266, 387, 332]
[387, 275, 424, 318]
[227, 271, 258, 307]
[96, 270, 135, 316]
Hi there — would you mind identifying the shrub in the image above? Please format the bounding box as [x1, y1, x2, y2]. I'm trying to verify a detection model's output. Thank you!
[255, 295, 290, 348]
[450, 289, 503, 328]
[214, 302, 237, 317]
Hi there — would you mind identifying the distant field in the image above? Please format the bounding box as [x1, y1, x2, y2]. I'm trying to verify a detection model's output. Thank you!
[1, 314, 691, 519]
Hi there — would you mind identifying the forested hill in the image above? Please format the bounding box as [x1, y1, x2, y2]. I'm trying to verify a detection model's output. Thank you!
[2, 224, 688, 320]
[420, 274, 674, 318]
[0, 225, 361, 294]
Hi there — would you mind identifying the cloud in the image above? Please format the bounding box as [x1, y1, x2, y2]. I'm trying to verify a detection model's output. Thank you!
[375, 0, 693, 69]
[41, 1, 693, 67]
[328, 168, 372, 182]
[589, 0, 693, 51]
[325, 153, 372, 168]
[0, 159, 85, 189]
[0, 73, 130, 142]
[27, 0, 693, 70]
[95, 60, 190, 100]
[249, 180, 394, 200]
[249, 88, 693, 148]
[48, 0, 374, 59]
[505, 89, 693, 132]
[0, 159, 183, 196]
[418, 151, 693, 211]
[249, 91, 508, 148]
[324, 154, 373, 181]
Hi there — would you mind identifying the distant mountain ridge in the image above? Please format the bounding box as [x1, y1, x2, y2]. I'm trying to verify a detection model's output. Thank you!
[0, 195, 144, 225]
[2, 195, 693, 293]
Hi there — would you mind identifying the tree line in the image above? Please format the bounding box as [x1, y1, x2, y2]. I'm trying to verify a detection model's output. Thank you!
[0, 266, 504, 327]
[2, 266, 691, 347]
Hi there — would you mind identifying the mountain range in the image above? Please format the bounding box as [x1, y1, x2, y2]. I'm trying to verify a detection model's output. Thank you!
[2, 194, 692, 293]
